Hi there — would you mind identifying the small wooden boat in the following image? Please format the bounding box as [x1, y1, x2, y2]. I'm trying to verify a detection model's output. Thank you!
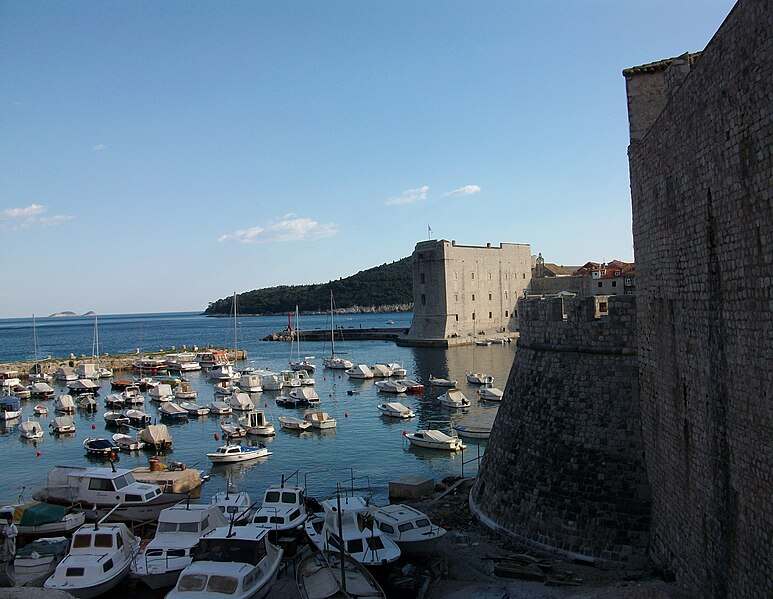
[404, 429, 466, 451]
[304, 411, 336, 430]
[0, 502, 86, 540]
[206, 443, 272, 464]
[278, 415, 312, 431]
[19, 419, 45, 440]
[297, 550, 386, 599]
[7, 536, 70, 587]
[428, 375, 457, 388]
[220, 420, 247, 438]
[377, 402, 415, 419]
[453, 424, 493, 440]
[33, 404, 49, 416]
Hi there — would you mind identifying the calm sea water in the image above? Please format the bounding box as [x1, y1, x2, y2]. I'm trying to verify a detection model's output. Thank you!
[0, 310, 515, 518]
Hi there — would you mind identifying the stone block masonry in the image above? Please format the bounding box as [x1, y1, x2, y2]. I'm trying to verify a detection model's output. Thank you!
[625, 0, 772, 595]
[470, 295, 650, 568]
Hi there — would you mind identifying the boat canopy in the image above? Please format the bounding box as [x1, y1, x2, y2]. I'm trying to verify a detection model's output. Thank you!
[0, 397, 21, 409]
[139, 423, 173, 446]
[18, 501, 70, 527]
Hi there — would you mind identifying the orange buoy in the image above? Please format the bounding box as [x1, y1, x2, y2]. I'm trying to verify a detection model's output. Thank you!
[214, 433, 220, 441]
[36, 451, 41, 457]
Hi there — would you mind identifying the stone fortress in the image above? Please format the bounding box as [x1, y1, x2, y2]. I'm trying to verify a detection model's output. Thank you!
[401, 239, 531, 346]
[470, 1, 772, 597]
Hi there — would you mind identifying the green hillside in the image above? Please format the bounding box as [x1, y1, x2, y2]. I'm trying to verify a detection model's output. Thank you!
[204, 257, 413, 315]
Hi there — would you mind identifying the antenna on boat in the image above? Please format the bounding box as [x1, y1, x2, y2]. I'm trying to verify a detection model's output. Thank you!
[336, 492, 347, 594]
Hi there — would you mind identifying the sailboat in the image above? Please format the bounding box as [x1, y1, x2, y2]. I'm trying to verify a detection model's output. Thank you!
[93, 314, 113, 378]
[322, 292, 353, 370]
[29, 314, 52, 383]
[290, 306, 316, 373]
[466, 333, 494, 385]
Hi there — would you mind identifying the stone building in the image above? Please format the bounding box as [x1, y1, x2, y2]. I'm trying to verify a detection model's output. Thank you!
[402, 239, 531, 346]
[623, 0, 772, 595]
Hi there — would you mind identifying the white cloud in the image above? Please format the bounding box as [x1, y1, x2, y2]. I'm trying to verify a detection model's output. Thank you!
[92, 144, 107, 151]
[442, 184, 481, 197]
[218, 216, 339, 244]
[385, 185, 429, 206]
[0, 203, 74, 230]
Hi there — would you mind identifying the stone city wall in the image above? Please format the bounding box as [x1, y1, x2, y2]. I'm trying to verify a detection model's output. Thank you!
[471, 295, 649, 568]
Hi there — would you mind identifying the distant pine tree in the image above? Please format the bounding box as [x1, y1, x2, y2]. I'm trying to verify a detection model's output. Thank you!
[204, 257, 413, 315]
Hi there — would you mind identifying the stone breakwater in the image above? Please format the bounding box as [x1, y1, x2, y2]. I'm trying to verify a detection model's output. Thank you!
[471, 295, 650, 569]
[0, 348, 246, 378]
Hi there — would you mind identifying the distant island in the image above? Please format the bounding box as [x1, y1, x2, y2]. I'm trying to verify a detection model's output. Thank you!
[205, 257, 413, 316]
[49, 311, 97, 318]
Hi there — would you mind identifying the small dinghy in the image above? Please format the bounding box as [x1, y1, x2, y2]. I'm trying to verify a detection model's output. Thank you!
[278, 415, 312, 431]
[452, 424, 493, 440]
[438, 389, 471, 409]
[297, 550, 386, 599]
[207, 443, 272, 464]
[208, 487, 252, 525]
[478, 387, 504, 401]
[207, 400, 232, 415]
[7, 536, 70, 587]
[83, 437, 120, 456]
[49, 416, 75, 435]
[375, 380, 407, 394]
[465, 371, 494, 385]
[76, 395, 98, 412]
[126, 408, 152, 426]
[103, 411, 130, 427]
[33, 404, 49, 416]
[180, 401, 210, 416]
[238, 409, 275, 436]
[158, 402, 188, 421]
[220, 420, 247, 438]
[404, 429, 466, 451]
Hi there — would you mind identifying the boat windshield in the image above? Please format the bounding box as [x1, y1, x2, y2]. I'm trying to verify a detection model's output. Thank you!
[264, 491, 280, 503]
[193, 538, 267, 566]
[113, 474, 133, 489]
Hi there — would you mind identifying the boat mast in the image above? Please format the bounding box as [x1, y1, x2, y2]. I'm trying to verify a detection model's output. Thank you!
[232, 292, 237, 367]
[330, 291, 335, 359]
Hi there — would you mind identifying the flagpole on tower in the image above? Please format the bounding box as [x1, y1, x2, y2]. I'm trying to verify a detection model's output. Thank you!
[428, 224, 432, 240]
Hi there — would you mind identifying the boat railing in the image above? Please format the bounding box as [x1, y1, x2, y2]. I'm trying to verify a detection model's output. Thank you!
[302, 467, 373, 504]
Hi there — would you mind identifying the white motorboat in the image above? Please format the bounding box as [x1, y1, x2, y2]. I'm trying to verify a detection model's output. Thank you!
[165, 525, 283, 599]
[250, 482, 309, 541]
[19, 419, 44, 439]
[372, 503, 447, 556]
[1, 369, 21, 389]
[44, 522, 140, 598]
[165, 353, 201, 372]
[208, 400, 232, 415]
[323, 292, 354, 370]
[453, 424, 493, 440]
[275, 394, 304, 408]
[54, 394, 76, 413]
[174, 382, 198, 400]
[278, 416, 312, 431]
[295, 369, 316, 386]
[7, 536, 70, 587]
[220, 420, 247, 438]
[289, 307, 317, 374]
[103, 393, 125, 408]
[475, 339, 492, 346]
[158, 402, 189, 421]
[346, 364, 374, 379]
[394, 378, 424, 393]
[208, 363, 240, 382]
[297, 550, 385, 599]
[238, 373, 263, 393]
[132, 357, 168, 375]
[50, 416, 76, 435]
[377, 402, 415, 419]
[478, 387, 504, 401]
[466, 372, 495, 385]
[149, 383, 174, 402]
[9, 383, 31, 399]
[112, 433, 146, 451]
[428, 375, 457, 388]
[195, 350, 229, 370]
[228, 392, 255, 412]
[122, 385, 145, 406]
[214, 380, 238, 396]
[130, 502, 228, 590]
[67, 378, 100, 395]
[385, 363, 408, 377]
[0, 396, 22, 420]
[76, 363, 100, 380]
[0, 502, 86, 540]
[180, 401, 210, 416]
[207, 443, 272, 464]
[239, 410, 275, 436]
[288, 386, 320, 404]
[305, 495, 401, 568]
[126, 408, 152, 427]
[260, 372, 284, 391]
[303, 411, 337, 429]
[83, 437, 120, 457]
[279, 369, 301, 388]
[404, 429, 466, 451]
[53, 366, 77, 382]
[375, 380, 407, 394]
[29, 381, 55, 398]
[438, 389, 471, 409]
[34, 404, 49, 416]
[209, 488, 252, 525]
[369, 364, 393, 378]
[32, 465, 184, 522]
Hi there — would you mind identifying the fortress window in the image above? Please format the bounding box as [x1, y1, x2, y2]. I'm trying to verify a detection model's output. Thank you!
[598, 281, 603, 288]
[505, 310, 509, 317]
[471, 272, 475, 280]
[472, 294, 475, 301]
[421, 294, 426, 306]
[515, 309, 518, 317]
[504, 291, 508, 299]
[420, 273, 425, 284]
[489, 312, 492, 318]
[472, 312, 476, 320]
[523, 273, 526, 279]
[488, 294, 492, 300]
[454, 272, 458, 280]
[504, 273, 508, 279]
[455, 314, 458, 321]
[455, 294, 458, 302]
[488, 273, 492, 279]
[612, 280, 617, 288]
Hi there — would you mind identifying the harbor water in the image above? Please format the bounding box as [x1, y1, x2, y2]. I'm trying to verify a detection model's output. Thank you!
[0, 310, 515, 514]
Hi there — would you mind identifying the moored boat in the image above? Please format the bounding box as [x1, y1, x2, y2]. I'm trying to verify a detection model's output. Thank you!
[0, 396, 22, 420]
[345, 364, 374, 379]
[0, 502, 86, 540]
[180, 401, 210, 416]
[220, 419, 247, 438]
[207, 443, 272, 464]
[207, 400, 232, 415]
[438, 389, 471, 409]
[465, 371, 494, 385]
[112, 432, 146, 451]
[54, 394, 75, 414]
[7, 536, 70, 587]
[239, 409, 275, 436]
[404, 429, 466, 451]
[377, 402, 415, 419]
[278, 415, 312, 431]
[83, 437, 120, 457]
[158, 402, 189, 421]
[478, 387, 504, 401]
[452, 424, 493, 440]
[428, 375, 457, 388]
[303, 411, 336, 430]
[394, 378, 424, 393]
[375, 380, 407, 394]
[371, 503, 447, 556]
[297, 550, 386, 599]
[50, 416, 76, 435]
[19, 419, 44, 439]
[250, 482, 309, 544]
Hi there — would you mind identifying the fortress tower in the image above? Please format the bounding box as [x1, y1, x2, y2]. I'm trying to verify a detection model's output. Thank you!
[402, 239, 531, 346]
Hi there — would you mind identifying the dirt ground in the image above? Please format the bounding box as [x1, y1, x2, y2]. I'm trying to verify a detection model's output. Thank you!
[393, 478, 697, 599]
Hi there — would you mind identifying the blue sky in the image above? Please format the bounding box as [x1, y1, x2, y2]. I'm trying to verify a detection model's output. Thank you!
[0, 1, 735, 318]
